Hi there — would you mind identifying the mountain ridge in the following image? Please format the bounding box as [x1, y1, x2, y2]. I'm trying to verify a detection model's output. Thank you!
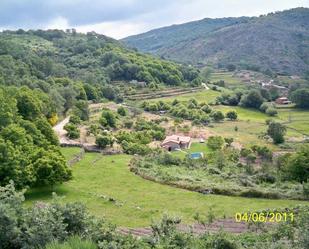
[122, 8, 309, 76]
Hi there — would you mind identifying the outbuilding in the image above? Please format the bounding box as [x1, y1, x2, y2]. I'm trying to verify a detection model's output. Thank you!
[161, 135, 191, 151]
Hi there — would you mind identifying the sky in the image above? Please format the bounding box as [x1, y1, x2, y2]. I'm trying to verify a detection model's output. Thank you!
[0, 0, 308, 39]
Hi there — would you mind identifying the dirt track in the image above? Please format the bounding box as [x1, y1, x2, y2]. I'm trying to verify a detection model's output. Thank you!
[118, 218, 263, 237]
[53, 116, 76, 144]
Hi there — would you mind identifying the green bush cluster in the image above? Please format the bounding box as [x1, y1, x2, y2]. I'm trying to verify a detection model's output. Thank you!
[0, 87, 71, 189]
[142, 99, 230, 124]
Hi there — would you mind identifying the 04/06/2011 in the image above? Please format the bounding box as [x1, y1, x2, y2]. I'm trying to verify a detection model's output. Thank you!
[235, 212, 294, 223]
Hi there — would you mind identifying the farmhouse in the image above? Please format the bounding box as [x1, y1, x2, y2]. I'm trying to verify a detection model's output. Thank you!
[275, 97, 291, 105]
[161, 135, 191, 151]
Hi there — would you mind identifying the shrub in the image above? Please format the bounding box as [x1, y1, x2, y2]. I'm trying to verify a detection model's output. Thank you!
[260, 102, 271, 112]
[284, 145, 309, 183]
[95, 135, 113, 149]
[240, 90, 264, 109]
[100, 109, 117, 128]
[211, 111, 225, 122]
[303, 181, 309, 198]
[226, 111, 238, 120]
[45, 236, 97, 249]
[64, 123, 80, 139]
[123, 119, 134, 128]
[117, 106, 127, 116]
[266, 107, 278, 116]
[207, 136, 224, 150]
[267, 121, 286, 144]
[69, 115, 81, 124]
[121, 141, 151, 155]
[291, 88, 309, 108]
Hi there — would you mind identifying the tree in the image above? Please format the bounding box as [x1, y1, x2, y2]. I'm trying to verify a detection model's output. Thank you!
[83, 83, 99, 101]
[226, 111, 238, 120]
[215, 151, 226, 170]
[291, 88, 309, 108]
[95, 135, 113, 149]
[101, 109, 117, 128]
[200, 67, 213, 81]
[0, 89, 17, 128]
[227, 64, 236, 71]
[240, 90, 264, 109]
[207, 136, 224, 150]
[101, 85, 116, 100]
[117, 106, 127, 116]
[211, 111, 225, 122]
[16, 88, 42, 120]
[64, 123, 80, 139]
[224, 138, 234, 147]
[284, 145, 309, 183]
[35, 118, 59, 145]
[267, 122, 286, 144]
[73, 100, 89, 121]
[32, 149, 72, 186]
[265, 107, 278, 116]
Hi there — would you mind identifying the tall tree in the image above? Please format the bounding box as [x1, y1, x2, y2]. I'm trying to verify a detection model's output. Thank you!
[267, 122, 286, 144]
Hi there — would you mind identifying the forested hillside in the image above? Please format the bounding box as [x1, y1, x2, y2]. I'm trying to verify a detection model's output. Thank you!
[0, 29, 200, 189]
[0, 29, 199, 87]
[123, 8, 309, 76]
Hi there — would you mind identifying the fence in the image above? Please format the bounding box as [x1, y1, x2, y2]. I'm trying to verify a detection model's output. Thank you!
[68, 148, 85, 166]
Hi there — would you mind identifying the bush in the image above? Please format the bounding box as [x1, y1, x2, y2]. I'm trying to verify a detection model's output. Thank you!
[45, 236, 97, 249]
[95, 135, 113, 149]
[240, 90, 264, 109]
[117, 106, 127, 116]
[207, 136, 224, 150]
[265, 107, 278, 116]
[0, 182, 115, 249]
[211, 111, 225, 122]
[291, 88, 309, 108]
[69, 115, 81, 124]
[64, 123, 80, 139]
[267, 121, 286, 144]
[226, 110, 238, 120]
[284, 145, 309, 183]
[121, 141, 151, 155]
[100, 109, 117, 128]
[123, 119, 134, 128]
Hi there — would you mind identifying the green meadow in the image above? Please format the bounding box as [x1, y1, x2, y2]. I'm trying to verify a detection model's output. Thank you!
[25, 148, 308, 227]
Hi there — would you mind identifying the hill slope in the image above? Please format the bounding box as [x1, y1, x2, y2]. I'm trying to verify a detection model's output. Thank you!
[122, 8, 309, 76]
[0, 30, 199, 87]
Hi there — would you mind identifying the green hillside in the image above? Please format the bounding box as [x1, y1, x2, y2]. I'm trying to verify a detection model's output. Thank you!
[0, 30, 199, 87]
[122, 8, 309, 76]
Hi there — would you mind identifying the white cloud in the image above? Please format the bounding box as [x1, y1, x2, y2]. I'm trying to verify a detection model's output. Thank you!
[75, 20, 147, 39]
[0, 0, 308, 39]
[46, 16, 69, 29]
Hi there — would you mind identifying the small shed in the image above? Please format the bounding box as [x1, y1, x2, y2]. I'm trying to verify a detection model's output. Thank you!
[275, 97, 291, 105]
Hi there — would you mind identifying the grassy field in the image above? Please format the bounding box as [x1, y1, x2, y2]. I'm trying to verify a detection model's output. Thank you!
[25, 148, 308, 227]
[210, 72, 246, 89]
[147, 89, 221, 103]
[211, 105, 309, 147]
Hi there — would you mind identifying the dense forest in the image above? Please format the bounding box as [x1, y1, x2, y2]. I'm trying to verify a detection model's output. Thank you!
[123, 8, 309, 76]
[0, 29, 200, 88]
